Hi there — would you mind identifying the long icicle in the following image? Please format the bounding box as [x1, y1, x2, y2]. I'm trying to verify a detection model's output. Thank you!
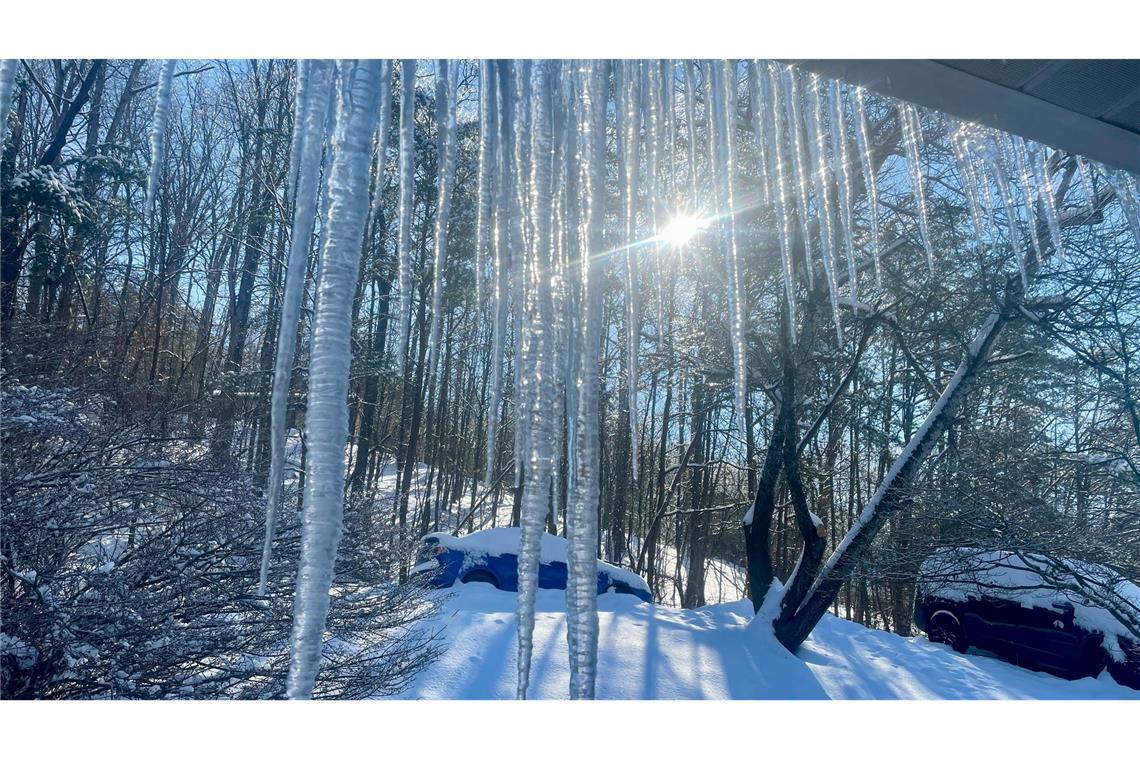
[715, 60, 749, 438]
[259, 60, 337, 597]
[805, 73, 843, 347]
[620, 60, 642, 483]
[483, 62, 512, 486]
[828, 80, 859, 306]
[782, 67, 814, 291]
[559, 66, 580, 511]
[566, 59, 606, 700]
[511, 61, 533, 491]
[474, 61, 497, 308]
[852, 86, 882, 288]
[366, 61, 394, 248]
[899, 102, 934, 270]
[645, 61, 667, 340]
[548, 62, 569, 535]
[683, 61, 700, 211]
[283, 62, 311, 201]
[516, 60, 556, 700]
[144, 60, 175, 220]
[947, 118, 988, 255]
[394, 60, 417, 376]
[747, 61, 772, 205]
[286, 60, 383, 700]
[426, 60, 458, 385]
[983, 132, 1029, 289]
[1030, 143, 1065, 258]
[765, 62, 796, 340]
[1010, 134, 1045, 263]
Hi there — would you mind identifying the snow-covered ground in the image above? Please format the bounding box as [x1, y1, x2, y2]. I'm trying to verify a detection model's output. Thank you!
[394, 584, 1138, 699]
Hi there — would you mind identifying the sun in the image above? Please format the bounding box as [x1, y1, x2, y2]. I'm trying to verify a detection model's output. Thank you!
[659, 213, 709, 247]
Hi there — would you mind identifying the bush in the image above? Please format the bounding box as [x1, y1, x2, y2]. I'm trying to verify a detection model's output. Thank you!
[1, 377, 442, 699]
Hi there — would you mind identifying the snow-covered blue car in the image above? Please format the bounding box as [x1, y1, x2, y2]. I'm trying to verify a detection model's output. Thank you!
[410, 527, 653, 603]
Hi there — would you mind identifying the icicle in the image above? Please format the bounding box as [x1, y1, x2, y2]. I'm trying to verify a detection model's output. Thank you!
[511, 61, 532, 491]
[661, 59, 681, 312]
[286, 60, 384, 701]
[566, 59, 606, 700]
[645, 61, 667, 339]
[1009, 134, 1045, 263]
[1030, 143, 1065, 258]
[313, 74, 340, 268]
[965, 126, 1000, 242]
[259, 60, 337, 598]
[366, 61, 394, 240]
[619, 60, 642, 482]
[483, 62, 513, 486]
[714, 61, 750, 437]
[515, 60, 557, 700]
[805, 74, 843, 347]
[426, 60, 458, 385]
[852, 86, 882, 287]
[474, 61, 497, 307]
[899, 103, 934, 270]
[548, 62, 569, 531]
[144, 60, 175, 220]
[828, 80, 859, 305]
[284, 62, 311, 202]
[765, 62, 796, 340]
[683, 61, 700, 208]
[561, 71, 581, 506]
[781, 67, 815, 291]
[947, 118, 988, 254]
[1076, 156, 1096, 211]
[662, 60, 678, 206]
[394, 60, 417, 377]
[982, 133, 1029, 289]
[1102, 167, 1140, 247]
[747, 61, 771, 205]
[0, 59, 17, 141]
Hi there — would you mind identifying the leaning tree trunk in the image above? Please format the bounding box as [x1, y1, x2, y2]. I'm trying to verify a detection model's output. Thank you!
[770, 288, 1016, 651]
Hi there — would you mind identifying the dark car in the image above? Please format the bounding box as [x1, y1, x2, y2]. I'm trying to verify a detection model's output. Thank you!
[914, 548, 1140, 689]
[409, 527, 653, 603]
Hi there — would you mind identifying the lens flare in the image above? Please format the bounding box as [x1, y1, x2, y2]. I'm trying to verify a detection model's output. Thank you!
[659, 213, 708, 247]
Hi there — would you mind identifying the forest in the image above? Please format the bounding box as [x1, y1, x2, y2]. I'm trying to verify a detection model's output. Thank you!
[1, 57, 1139, 700]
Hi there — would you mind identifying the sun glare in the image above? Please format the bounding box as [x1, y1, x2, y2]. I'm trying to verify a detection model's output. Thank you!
[659, 213, 708, 247]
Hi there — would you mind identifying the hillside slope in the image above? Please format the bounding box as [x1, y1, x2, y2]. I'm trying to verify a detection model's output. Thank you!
[394, 584, 1138, 699]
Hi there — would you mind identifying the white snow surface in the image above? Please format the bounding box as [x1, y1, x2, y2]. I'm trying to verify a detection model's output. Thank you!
[392, 583, 1138, 699]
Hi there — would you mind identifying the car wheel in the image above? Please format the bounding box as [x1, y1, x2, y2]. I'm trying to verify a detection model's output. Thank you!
[461, 570, 499, 588]
[928, 612, 968, 654]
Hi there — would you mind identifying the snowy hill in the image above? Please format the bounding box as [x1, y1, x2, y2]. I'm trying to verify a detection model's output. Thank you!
[395, 584, 1139, 699]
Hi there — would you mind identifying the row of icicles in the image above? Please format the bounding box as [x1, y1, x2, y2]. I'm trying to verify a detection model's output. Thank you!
[125, 59, 1140, 699]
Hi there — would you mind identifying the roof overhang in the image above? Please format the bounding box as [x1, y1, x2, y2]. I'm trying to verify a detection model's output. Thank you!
[794, 60, 1140, 176]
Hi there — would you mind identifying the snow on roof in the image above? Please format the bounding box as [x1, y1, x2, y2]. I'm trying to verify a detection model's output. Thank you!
[423, 527, 650, 593]
[918, 547, 1140, 660]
